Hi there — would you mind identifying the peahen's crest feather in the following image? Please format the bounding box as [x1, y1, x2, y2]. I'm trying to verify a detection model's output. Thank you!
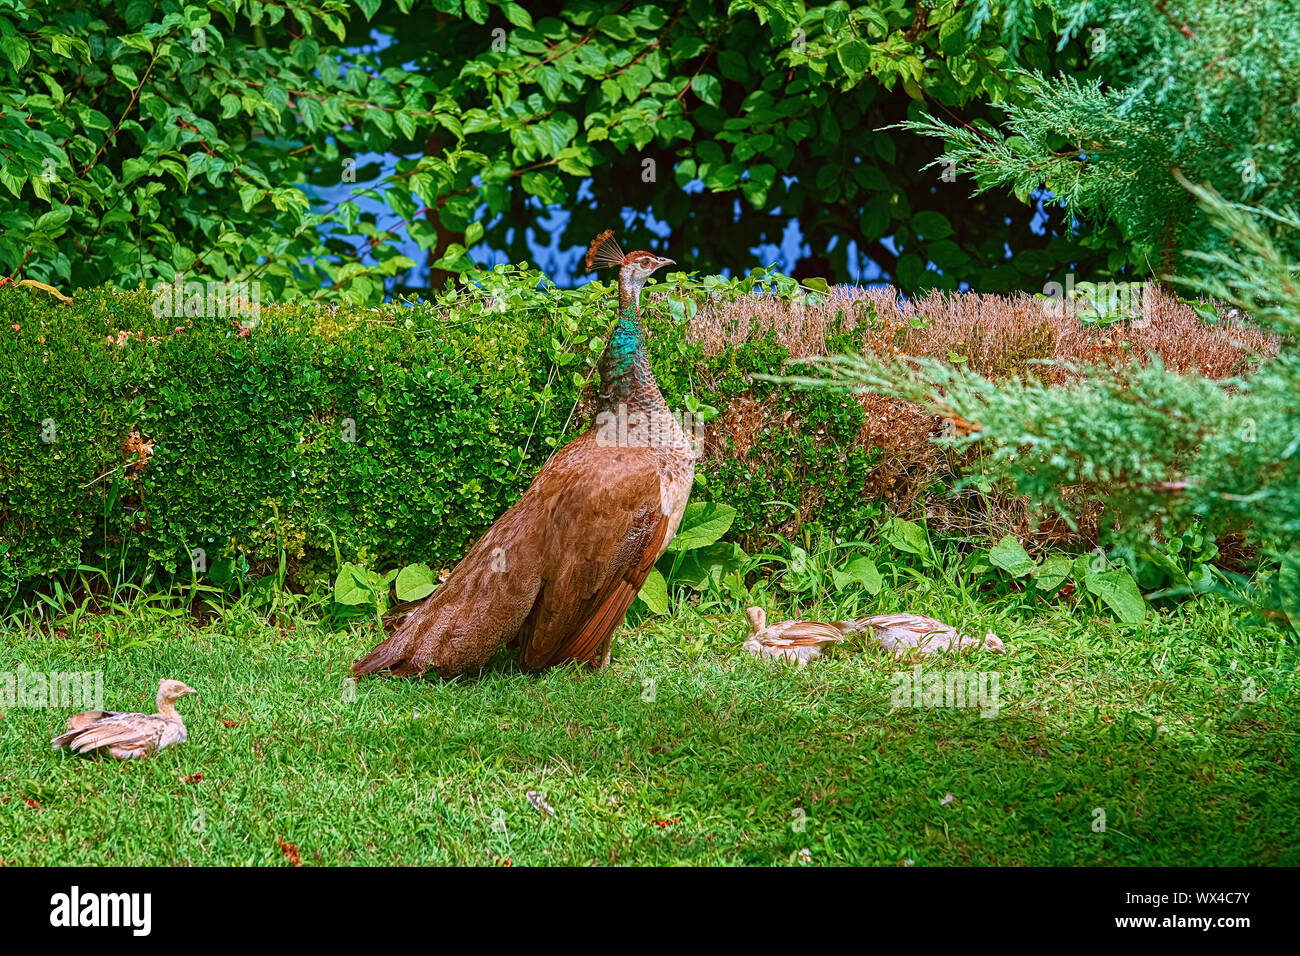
[585, 230, 625, 271]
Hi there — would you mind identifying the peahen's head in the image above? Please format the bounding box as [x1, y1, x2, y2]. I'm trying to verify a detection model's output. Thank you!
[585, 230, 674, 299]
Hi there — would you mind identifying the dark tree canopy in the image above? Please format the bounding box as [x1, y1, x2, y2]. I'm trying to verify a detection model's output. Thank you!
[0, 1, 1118, 300]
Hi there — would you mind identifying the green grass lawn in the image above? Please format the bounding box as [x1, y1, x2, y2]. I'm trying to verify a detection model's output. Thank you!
[1, 586, 1297, 866]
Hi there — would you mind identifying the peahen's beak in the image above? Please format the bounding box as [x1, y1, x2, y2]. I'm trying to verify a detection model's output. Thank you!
[656, 257, 675, 269]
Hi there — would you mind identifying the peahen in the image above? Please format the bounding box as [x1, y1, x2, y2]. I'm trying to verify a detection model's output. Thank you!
[353, 232, 694, 678]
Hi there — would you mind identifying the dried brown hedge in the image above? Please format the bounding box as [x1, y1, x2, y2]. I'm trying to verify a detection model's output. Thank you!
[677, 286, 1277, 549]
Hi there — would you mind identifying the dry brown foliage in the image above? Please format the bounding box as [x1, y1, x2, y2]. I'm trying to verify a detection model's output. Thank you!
[672, 286, 1277, 549]
[683, 286, 1275, 376]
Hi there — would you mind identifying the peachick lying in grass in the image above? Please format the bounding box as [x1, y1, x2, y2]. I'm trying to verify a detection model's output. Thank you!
[51, 678, 196, 760]
[857, 614, 1005, 657]
[744, 607, 1005, 666]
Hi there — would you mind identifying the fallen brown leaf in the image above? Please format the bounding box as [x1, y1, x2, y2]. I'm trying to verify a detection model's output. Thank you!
[278, 839, 301, 867]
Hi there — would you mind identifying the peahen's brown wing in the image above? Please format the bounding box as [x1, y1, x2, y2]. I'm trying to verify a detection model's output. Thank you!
[353, 431, 671, 678]
[514, 493, 668, 670]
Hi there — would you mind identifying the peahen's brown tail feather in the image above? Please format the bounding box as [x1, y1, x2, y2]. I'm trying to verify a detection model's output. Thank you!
[352, 630, 419, 676]
[350, 517, 545, 678]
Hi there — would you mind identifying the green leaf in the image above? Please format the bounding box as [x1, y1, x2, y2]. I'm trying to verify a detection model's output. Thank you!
[112, 63, 139, 88]
[667, 502, 736, 552]
[431, 242, 468, 271]
[0, 36, 31, 71]
[912, 210, 954, 240]
[884, 518, 932, 561]
[33, 205, 73, 235]
[597, 14, 636, 41]
[939, 12, 967, 55]
[293, 38, 320, 69]
[989, 535, 1035, 577]
[859, 196, 891, 239]
[395, 109, 420, 140]
[672, 542, 746, 590]
[637, 567, 668, 614]
[895, 253, 926, 288]
[300, 97, 325, 131]
[693, 73, 721, 107]
[837, 40, 870, 80]
[519, 170, 566, 204]
[1084, 569, 1146, 625]
[841, 557, 882, 595]
[538, 65, 562, 102]
[718, 49, 749, 82]
[1033, 554, 1073, 591]
[386, 186, 417, 222]
[409, 218, 437, 249]
[0, 166, 25, 198]
[395, 563, 437, 602]
[334, 563, 381, 605]
[502, 3, 533, 29]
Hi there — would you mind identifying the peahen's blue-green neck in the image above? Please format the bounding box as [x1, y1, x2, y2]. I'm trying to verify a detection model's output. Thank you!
[596, 283, 663, 416]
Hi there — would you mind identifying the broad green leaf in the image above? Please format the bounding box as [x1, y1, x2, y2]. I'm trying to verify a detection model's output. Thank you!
[395, 563, 437, 602]
[334, 563, 380, 605]
[386, 186, 417, 222]
[842, 556, 882, 595]
[1084, 569, 1146, 625]
[837, 40, 870, 80]
[1033, 554, 1073, 591]
[671, 542, 746, 590]
[913, 210, 954, 240]
[989, 535, 1035, 577]
[667, 502, 736, 552]
[693, 73, 721, 107]
[409, 219, 437, 249]
[300, 97, 325, 131]
[112, 63, 139, 88]
[885, 518, 932, 561]
[502, 3, 533, 29]
[538, 65, 563, 102]
[0, 36, 31, 71]
[597, 14, 635, 41]
[33, 205, 73, 233]
[0, 166, 25, 198]
[637, 567, 668, 614]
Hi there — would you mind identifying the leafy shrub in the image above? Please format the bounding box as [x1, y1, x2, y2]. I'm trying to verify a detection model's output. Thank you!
[795, 188, 1300, 630]
[7, 259, 1280, 609]
[0, 268, 879, 594]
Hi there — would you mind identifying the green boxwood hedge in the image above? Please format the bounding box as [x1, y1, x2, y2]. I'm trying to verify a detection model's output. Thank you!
[0, 269, 879, 595]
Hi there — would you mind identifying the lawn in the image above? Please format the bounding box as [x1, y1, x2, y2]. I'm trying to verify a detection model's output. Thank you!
[2, 581, 1296, 866]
